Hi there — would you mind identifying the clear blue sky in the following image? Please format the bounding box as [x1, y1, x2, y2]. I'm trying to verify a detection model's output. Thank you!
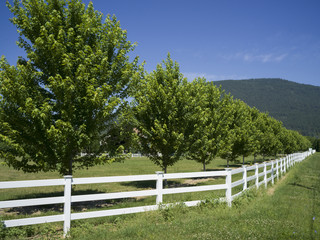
[1, 0, 320, 86]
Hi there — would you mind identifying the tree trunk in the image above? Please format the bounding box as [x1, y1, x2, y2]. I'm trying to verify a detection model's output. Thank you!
[242, 155, 245, 165]
[227, 159, 229, 168]
[203, 161, 206, 171]
[163, 166, 168, 187]
[68, 158, 73, 175]
[254, 154, 256, 163]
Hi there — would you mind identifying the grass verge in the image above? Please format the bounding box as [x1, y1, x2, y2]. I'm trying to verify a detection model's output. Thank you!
[1, 153, 318, 239]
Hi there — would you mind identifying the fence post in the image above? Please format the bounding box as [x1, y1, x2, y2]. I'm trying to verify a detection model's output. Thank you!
[255, 163, 259, 189]
[242, 165, 247, 191]
[288, 157, 292, 168]
[264, 162, 267, 188]
[155, 171, 164, 205]
[283, 158, 286, 173]
[276, 159, 279, 181]
[289, 155, 291, 167]
[63, 175, 72, 237]
[271, 160, 274, 185]
[225, 168, 232, 207]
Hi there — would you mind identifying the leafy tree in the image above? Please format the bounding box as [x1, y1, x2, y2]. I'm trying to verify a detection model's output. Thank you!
[308, 136, 320, 152]
[280, 129, 311, 154]
[0, 0, 140, 175]
[132, 55, 190, 174]
[295, 132, 311, 151]
[219, 99, 253, 167]
[280, 129, 297, 154]
[186, 78, 233, 171]
[258, 114, 283, 158]
[213, 78, 320, 137]
[236, 104, 260, 164]
[249, 107, 262, 163]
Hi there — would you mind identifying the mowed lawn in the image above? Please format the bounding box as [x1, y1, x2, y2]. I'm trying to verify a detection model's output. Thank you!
[68, 152, 320, 240]
[0, 155, 266, 202]
[66, 152, 319, 240]
[1, 153, 319, 239]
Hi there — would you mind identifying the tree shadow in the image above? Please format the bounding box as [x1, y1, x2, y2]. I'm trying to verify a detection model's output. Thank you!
[289, 183, 314, 190]
[120, 180, 156, 189]
[2, 188, 141, 216]
[205, 168, 225, 171]
[218, 158, 270, 168]
[217, 163, 243, 168]
[120, 179, 191, 189]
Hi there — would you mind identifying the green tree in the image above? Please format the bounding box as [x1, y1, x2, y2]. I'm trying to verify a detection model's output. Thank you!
[280, 129, 298, 154]
[308, 136, 320, 152]
[249, 107, 262, 163]
[0, 0, 140, 175]
[237, 104, 260, 164]
[132, 55, 190, 174]
[219, 99, 252, 167]
[258, 114, 283, 158]
[294, 132, 311, 151]
[186, 78, 233, 171]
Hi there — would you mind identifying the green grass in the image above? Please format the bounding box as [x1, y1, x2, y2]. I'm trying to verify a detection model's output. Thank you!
[1, 153, 315, 239]
[66, 152, 320, 240]
[0, 155, 268, 202]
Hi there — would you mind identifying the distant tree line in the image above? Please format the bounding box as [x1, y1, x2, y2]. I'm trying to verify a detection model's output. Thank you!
[0, 0, 312, 175]
[130, 55, 312, 171]
[212, 79, 320, 137]
[308, 137, 320, 152]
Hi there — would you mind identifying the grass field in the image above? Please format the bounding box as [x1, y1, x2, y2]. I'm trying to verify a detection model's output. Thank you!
[1, 153, 318, 239]
[0, 155, 267, 202]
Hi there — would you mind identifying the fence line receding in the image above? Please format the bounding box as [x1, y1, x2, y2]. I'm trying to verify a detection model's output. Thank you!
[0, 149, 315, 236]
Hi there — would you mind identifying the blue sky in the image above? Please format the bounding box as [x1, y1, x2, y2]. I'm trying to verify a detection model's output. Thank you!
[1, 0, 320, 86]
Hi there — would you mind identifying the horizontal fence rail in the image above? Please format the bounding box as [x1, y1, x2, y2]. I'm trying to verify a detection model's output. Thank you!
[0, 149, 315, 236]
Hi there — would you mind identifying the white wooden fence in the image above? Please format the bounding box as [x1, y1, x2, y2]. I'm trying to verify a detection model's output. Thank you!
[0, 150, 315, 236]
[131, 153, 142, 157]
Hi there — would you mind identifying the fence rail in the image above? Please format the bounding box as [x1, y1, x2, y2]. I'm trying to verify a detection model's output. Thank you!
[0, 149, 315, 236]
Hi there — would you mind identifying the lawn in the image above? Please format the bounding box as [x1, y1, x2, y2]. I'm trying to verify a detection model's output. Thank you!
[1, 153, 316, 239]
[0, 155, 268, 202]
[67, 152, 320, 240]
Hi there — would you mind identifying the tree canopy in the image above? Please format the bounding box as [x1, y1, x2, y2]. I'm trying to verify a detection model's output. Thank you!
[132, 55, 190, 173]
[186, 78, 233, 170]
[0, 1, 312, 175]
[0, 0, 140, 175]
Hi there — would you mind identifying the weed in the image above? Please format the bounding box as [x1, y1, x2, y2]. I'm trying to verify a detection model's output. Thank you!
[232, 188, 259, 207]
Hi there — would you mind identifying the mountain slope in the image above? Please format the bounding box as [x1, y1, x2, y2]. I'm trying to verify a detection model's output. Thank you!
[212, 78, 320, 137]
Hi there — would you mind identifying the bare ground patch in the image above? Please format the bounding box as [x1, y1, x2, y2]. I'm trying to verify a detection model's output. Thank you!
[267, 175, 287, 196]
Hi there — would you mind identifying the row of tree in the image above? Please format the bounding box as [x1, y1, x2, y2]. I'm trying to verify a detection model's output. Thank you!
[129, 55, 311, 172]
[0, 0, 311, 175]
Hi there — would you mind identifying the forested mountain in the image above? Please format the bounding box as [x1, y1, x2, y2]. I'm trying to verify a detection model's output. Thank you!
[212, 78, 320, 137]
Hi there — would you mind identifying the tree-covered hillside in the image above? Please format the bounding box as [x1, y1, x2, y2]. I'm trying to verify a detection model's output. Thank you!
[212, 78, 320, 137]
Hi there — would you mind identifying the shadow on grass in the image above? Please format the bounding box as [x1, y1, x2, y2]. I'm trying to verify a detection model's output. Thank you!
[120, 180, 190, 189]
[3, 188, 152, 216]
[205, 168, 225, 171]
[120, 180, 156, 189]
[289, 183, 314, 190]
[120, 175, 225, 189]
[218, 157, 274, 169]
[11, 189, 105, 200]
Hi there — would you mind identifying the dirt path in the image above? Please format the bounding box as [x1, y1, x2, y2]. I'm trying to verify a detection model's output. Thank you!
[267, 174, 287, 196]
